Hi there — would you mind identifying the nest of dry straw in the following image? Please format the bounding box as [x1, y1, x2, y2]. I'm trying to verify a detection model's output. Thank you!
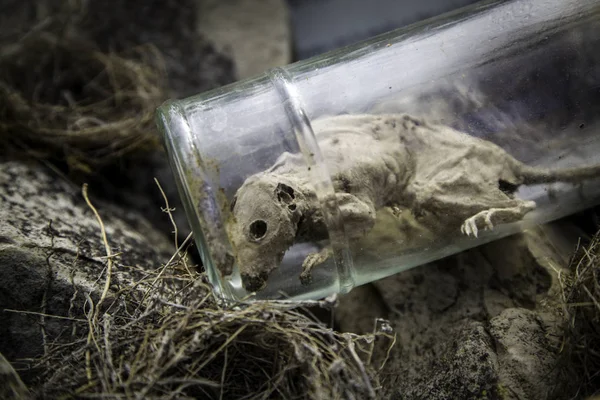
[555, 231, 600, 398]
[21, 187, 391, 399]
[31, 253, 391, 399]
[0, 16, 166, 173]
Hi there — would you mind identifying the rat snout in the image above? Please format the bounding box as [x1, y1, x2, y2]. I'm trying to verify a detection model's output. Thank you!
[240, 270, 270, 292]
[236, 247, 278, 292]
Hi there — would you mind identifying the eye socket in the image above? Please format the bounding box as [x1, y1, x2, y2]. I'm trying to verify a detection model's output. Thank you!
[249, 220, 268, 241]
[276, 183, 295, 203]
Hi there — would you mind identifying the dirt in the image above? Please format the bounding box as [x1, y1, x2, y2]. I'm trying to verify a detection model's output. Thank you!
[336, 219, 584, 399]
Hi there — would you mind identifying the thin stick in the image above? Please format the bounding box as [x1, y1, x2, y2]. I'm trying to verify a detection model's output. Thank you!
[154, 177, 178, 249]
[220, 347, 228, 400]
[84, 293, 95, 384]
[379, 333, 397, 372]
[154, 178, 194, 278]
[3, 309, 87, 322]
[82, 183, 113, 315]
[141, 232, 193, 304]
[582, 285, 600, 312]
[366, 320, 378, 366]
[346, 337, 376, 399]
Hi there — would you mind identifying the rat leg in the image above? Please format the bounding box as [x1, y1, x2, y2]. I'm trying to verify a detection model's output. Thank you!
[461, 199, 536, 237]
[300, 192, 377, 284]
[300, 247, 333, 285]
[407, 174, 536, 237]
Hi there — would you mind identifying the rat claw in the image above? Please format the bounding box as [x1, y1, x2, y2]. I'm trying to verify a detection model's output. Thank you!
[471, 220, 478, 238]
[484, 212, 494, 230]
[463, 210, 500, 237]
[461, 217, 478, 237]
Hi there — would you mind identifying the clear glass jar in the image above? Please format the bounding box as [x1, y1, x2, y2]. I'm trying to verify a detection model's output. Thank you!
[156, 0, 600, 302]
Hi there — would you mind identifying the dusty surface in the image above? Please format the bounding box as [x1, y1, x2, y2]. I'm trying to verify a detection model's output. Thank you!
[336, 220, 581, 399]
[0, 159, 174, 372]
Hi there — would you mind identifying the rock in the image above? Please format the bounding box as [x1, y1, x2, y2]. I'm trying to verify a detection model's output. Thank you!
[388, 320, 500, 400]
[197, 0, 292, 79]
[336, 221, 580, 399]
[0, 159, 174, 375]
[489, 308, 558, 400]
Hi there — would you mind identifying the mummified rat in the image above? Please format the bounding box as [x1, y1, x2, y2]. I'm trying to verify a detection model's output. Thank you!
[228, 114, 600, 292]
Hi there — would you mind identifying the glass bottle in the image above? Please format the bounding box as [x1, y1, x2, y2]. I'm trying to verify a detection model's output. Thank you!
[157, 0, 600, 302]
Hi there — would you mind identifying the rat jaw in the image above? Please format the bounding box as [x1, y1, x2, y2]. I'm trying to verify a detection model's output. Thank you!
[238, 251, 284, 292]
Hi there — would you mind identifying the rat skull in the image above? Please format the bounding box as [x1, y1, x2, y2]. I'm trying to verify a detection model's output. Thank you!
[228, 173, 302, 292]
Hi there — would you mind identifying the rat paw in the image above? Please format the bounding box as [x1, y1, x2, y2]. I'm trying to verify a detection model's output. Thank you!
[300, 247, 332, 285]
[460, 210, 495, 238]
[461, 201, 536, 237]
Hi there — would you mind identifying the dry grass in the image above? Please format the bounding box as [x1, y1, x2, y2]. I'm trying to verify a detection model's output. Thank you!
[20, 183, 392, 400]
[0, 9, 166, 174]
[555, 230, 600, 399]
[31, 253, 391, 399]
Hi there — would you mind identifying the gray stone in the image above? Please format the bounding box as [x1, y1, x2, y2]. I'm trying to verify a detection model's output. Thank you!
[336, 222, 579, 399]
[390, 321, 500, 400]
[0, 159, 174, 371]
[489, 308, 558, 400]
[335, 283, 389, 334]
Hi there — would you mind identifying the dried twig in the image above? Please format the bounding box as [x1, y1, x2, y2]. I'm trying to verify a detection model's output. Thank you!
[82, 183, 113, 316]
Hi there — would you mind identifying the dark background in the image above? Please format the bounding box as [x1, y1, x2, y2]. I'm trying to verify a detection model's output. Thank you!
[286, 0, 481, 60]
